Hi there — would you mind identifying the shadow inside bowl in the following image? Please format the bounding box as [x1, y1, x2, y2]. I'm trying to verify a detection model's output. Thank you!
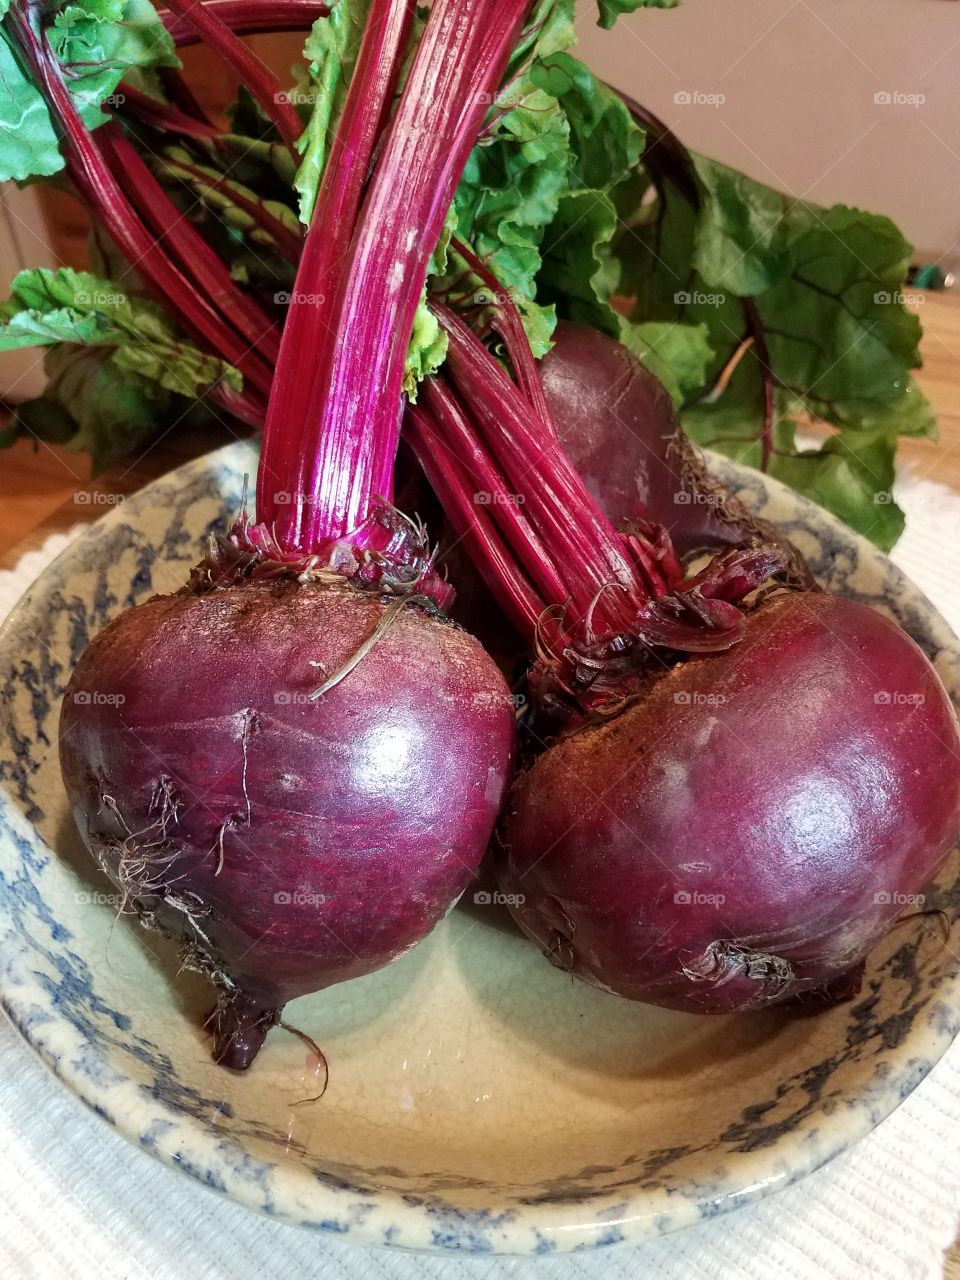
[452, 897, 802, 1085]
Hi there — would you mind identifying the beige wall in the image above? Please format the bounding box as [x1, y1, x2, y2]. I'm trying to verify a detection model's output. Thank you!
[575, 0, 960, 260]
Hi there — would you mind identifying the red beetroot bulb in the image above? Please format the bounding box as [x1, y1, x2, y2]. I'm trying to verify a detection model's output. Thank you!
[409, 306, 960, 1017]
[539, 321, 812, 583]
[57, 0, 530, 1069]
[61, 580, 514, 1067]
[498, 592, 960, 1011]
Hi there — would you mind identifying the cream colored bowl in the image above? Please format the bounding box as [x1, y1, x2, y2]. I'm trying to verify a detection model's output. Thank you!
[0, 441, 957, 1254]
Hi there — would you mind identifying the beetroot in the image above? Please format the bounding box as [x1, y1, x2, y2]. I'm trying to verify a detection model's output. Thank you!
[539, 322, 813, 585]
[409, 305, 960, 1017]
[498, 592, 960, 1011]
[61, 582, 512, 1066]
[58, 0, 528, 1068]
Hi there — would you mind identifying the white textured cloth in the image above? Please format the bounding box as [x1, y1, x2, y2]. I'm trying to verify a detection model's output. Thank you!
[2, 474, 960, 1280]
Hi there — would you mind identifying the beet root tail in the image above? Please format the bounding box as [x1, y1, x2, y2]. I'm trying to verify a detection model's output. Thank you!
[784, 961, 866, 1014]
[209, 991, 283, 1070]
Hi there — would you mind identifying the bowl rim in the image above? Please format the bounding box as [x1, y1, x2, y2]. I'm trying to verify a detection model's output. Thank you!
[0, 438, 958, 1255]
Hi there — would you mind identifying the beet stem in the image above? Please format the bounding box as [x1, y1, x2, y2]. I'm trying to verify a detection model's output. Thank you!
[259, 0, 533, 562]
[159, 0, 327, 47]
[116, 83, 224, 140]
[406, 399, 546, 633]
[160, 0, 304, 152]
[98, 125, 282, 368]
[422, 376, 568, 608]
[448, 236, 553, 429]
[157, 64, 214, 125]
[255, 0, 414, 529]
[742, 297, 777, 472]
[417, 308, 785, 682]
[4, 8, 272, 410]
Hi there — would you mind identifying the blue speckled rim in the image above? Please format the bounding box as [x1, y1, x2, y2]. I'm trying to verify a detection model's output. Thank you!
[0, 439, 958, 1255]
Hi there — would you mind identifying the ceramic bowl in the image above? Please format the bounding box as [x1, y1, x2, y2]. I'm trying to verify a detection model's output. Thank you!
[1, 440, 958, 1255]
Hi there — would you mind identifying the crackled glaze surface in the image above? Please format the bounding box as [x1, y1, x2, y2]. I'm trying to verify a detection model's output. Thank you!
[0, 441, 958, 1254]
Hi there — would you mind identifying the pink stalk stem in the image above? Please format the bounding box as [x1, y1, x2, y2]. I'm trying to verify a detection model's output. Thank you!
[116, 84, 223, 139]
[101, 128, 281, 330]
[421, 377, 569, 607]
[160, 0, 326, 46]
[278, 0, 532, 553]
[436, 305, 645, 625]
[449, 237, 552, 428]
[5, 8, 269, 411]
[98, 127, 281, 379]
[256, 0, 414, 517]
[157, 66, 213, 124]
[406, 402, 545, 633]
[160, 0, 304, 152]
[211, 382, 267, 428]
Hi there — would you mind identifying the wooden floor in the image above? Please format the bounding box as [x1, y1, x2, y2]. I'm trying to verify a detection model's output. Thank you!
[882, 291, 960, 490]
[0, 420, 240, 567]
[0, 436, 89, 558]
